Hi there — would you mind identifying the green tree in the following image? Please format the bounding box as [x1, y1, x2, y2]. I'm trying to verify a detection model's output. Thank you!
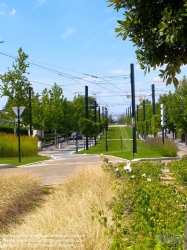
[71, 94, 96, 132]
[158, 92, 176, 136]
[158, 77, 187, 143]
[0, 48, 31, 125]
[108, 0, 187, 86]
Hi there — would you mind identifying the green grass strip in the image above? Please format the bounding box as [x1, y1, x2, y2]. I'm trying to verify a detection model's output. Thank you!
[0, 155, 50, 167]
[79, 126, 163, 160]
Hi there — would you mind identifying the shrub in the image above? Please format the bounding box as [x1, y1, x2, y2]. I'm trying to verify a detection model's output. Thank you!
[142, 137, 178, 157]
[168, 158, 187, 184]
[100, 161, 186, 249]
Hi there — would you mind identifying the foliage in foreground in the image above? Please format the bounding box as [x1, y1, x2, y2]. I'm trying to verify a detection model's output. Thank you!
[0, 133, 39, 157]
[168, 158, 187, 185]
[98, 160, 186, 249]
[108, 0, 187, 86]
[142, 137, 178, 157]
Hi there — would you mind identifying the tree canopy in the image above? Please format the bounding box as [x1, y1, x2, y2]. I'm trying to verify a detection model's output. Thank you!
[0, 47, 31, 124]
[108, 0, 187, 86]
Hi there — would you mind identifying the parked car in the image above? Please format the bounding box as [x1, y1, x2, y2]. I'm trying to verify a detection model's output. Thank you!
[72, 132, 83, 140]
[67, 136, 73, 140]
[58, 137, 65, 143]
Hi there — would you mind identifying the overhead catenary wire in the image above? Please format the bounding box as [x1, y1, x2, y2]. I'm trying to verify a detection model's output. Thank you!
[0, 51, 133, 110]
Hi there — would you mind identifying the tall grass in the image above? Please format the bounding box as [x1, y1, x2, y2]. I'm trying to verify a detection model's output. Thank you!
[142, 137, 178, 157]
[0, 173, 41, 229]
[0, 133, 39, 157]
[4, 166, 114, 250]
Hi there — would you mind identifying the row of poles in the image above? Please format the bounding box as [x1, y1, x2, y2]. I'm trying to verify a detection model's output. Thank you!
[84, 64, 138, 157]
[84, 85, 108, 150]
[126, 84, 156, 122]
[20, 64, 137, 158]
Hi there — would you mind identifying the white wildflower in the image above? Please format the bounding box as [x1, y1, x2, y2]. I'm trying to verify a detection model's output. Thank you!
[142, 173, 146, 177]
[115, 167, 119, 172]
[124, 163, 132, 172]
[131, 175, 135, 178]
[147, 178, 152, 182]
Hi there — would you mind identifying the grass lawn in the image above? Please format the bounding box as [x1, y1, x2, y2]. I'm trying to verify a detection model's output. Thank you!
[78, 126, 162, 160]
[0, 155, 51, 167]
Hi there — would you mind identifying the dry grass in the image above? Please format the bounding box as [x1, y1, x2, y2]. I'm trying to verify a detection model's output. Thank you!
[0, 165, 114, 250]
[0, 173, 41, 229]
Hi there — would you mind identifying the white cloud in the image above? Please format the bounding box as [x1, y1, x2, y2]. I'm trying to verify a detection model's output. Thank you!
[61, 28, 76, 40]
[59, 0, 66, 5]
[10, 9, 16, 15]
[109, 69, 128, 75]
[1, 3, 7, 7]
[38, 0, 46, 4]
[147, 76, 166, 83]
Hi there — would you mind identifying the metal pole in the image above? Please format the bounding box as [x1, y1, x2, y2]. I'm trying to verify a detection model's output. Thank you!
[102, 106, 104, 120]
[29, 87, 33, 136]
[106, 130, 108, 151]
[152, 84, 156, 115]
[105, 107, 108, 118]
[162, 126, 164, 144]
[130, 63, 137, 156]
[85, 86, 89, 150]
[17, 107, 21, 163]
[94, 101, 96, 146]
[143, 99, 146, 121]
[98, 106, 100, 123]
[136, 105, 139, 122]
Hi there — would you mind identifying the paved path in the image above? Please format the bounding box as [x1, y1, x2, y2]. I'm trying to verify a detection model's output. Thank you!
[0, 140, 125, 186]
[1, 138, 187, 186]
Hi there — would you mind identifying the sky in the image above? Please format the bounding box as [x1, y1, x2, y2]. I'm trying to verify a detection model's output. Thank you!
[0, 0, 185, 119]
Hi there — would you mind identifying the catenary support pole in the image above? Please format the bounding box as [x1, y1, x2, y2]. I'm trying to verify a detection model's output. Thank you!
[17, 107, 21, 163]
[152, 84, 156, 115]
[130, 64, 137, 156]
[85, 86, 89, 150]
[94, 100, 97, 146]
[29, 87, 33, 136]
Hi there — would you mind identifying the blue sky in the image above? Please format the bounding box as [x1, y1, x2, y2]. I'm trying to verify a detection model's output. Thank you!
[0, 0, 184, 119]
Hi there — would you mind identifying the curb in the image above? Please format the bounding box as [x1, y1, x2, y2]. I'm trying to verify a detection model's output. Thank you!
[0, 164, 15, 169]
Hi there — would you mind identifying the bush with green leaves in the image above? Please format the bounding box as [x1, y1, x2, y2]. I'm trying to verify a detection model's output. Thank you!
[96, 160, 186, 249]
[168, 158, 187, 185]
